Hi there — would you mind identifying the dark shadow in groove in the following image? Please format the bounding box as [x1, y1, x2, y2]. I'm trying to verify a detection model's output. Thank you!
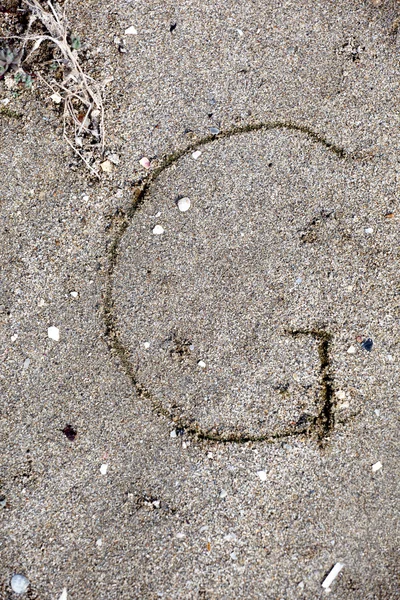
[103, 121, 346, 446]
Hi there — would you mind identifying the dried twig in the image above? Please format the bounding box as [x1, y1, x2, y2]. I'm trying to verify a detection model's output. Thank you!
[21, 0, 105, 176]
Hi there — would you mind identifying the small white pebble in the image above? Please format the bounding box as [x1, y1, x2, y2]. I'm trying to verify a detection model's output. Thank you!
[364, 227, 374, 234]
[374, 409, 380, 416]
[322, 563, 344, 590]
[100, 160, 113, 173]
[257, 470, 267, 482]
[230, 552, 238, 560]
[82, 194, 89, 201]
[48, 326, 60, 341]
[70, 291, 78, 298]
[177, 197, 191, 212]
[11, 334, 18, 342]
[335, 390, 346, 400]
[372, 461, 382, 472]
[152, 500, 161, 508]
[11, 574, 30, 594]
[38, 298, 45, 307]
[125, 25, 138, 35]
[237, 29, 244, 36]
[96, 539, 103, 547]
[23, 358, 30, 370]
[100, 463, 108, 475]
[140, 157, 151, 169]
[220, 490, 228, 499]
[387, 354, 394, 362]
[347, 345, 356, 354]
[144, 342, 150, 349]
[108, 153, 120, 165]
[50, 92, 62, 104]
[297, 582, 305, 590]
[58, 588, 68, 600]
[170, 430, 177, 438]
[207, 452, 213, 459]
[198, 360, 206, 368]
[182, 441, 189, 449]
[152, 225, 164, 235]
[176, 532, 185, 539]
[338, 401, 350, 410]
[192, 150, 202, 160]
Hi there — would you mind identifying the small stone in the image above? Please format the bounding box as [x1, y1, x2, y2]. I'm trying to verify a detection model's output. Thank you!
[100, 463, 108, 475]
[23, 358, 30, 370]
[170, 430, 177, 438]
[210, 127, 220, 135]
[144, 342, 150, 349]
[96, 539, 103, 547]
[140, 157, 151, 169]
[62, 424, 77, 441]
[50, 92, 62, 104]
[152, 225, 164, 235]
[38, 298, 45, 307]
[372, 461, 382, 472]
[176, 532, 185, 539]
[207, 452, 213, 459]
[192, 150, 202, 160]
[0, 495, 6, 508]
[347, 345, 356, 354]
[198, 360, 206, 368]
[230, 552, 238, 560]
[48, 326, 60, 341]
[11, 574, 30, 594]
[58, 589, 68, 600]
[152, 500, 161, 508]
[220, 490, 228, 499]
[11, 334, 18, 342]
[364, 227, 373, 234]
[297, 582, 305, 590]
[177, 197, 191, 212]
[361, 338, 373, 352]
[125, 26, 138, 35]
[374, 409, 380, 416]
[100, 160, 113, 173]
[257, 470, 267, 482]
[335, 390, 346, 400]
[237, 29, 244, 36]
[70, 291, 78, 298]
[108, 153, 120, 165]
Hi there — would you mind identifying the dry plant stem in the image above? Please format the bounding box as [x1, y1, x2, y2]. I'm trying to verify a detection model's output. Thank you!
[21, 0, 105, 174]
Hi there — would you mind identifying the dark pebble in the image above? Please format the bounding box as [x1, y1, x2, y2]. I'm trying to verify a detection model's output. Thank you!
[361, 338, 373, 352]
[62, 424, 77, 441]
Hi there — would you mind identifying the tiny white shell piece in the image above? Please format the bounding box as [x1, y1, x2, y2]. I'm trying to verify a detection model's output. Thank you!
[50, 92, 62, 104]
[125, 26, 138, 35]
[257, 470, 267, 482]
[322, 563, 344, 589]
[152, 225, 164, 235]
[100, 160, 113, 173]
[144, 342, 150, 349]
[11, 574, 30, 594]
[335, 390, 346, 400]
[140, 157, 151, 169]
[365, 227, 374, 234]
[100, 463, 108, 475]
[177, 197, 191, 212]
[48, 326, 60, 341]
[372, 461, 382, 472]
[347, 345, 356, 354]
[58, 589, 68, 600]
[198, 360, 206, 368]
[192, 150, 202, 159]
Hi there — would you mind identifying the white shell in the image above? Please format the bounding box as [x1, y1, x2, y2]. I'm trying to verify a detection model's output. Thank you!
[192, 150, 202, 159]
[125, 26, 138, 35]
[11, 574, 30, 594]
[198, 360, 206, 368]
[140, 157, 151, 169]
[177, 197, 191, 212]
[48, 326, 60, 341]
[152, 225, 164, 235]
